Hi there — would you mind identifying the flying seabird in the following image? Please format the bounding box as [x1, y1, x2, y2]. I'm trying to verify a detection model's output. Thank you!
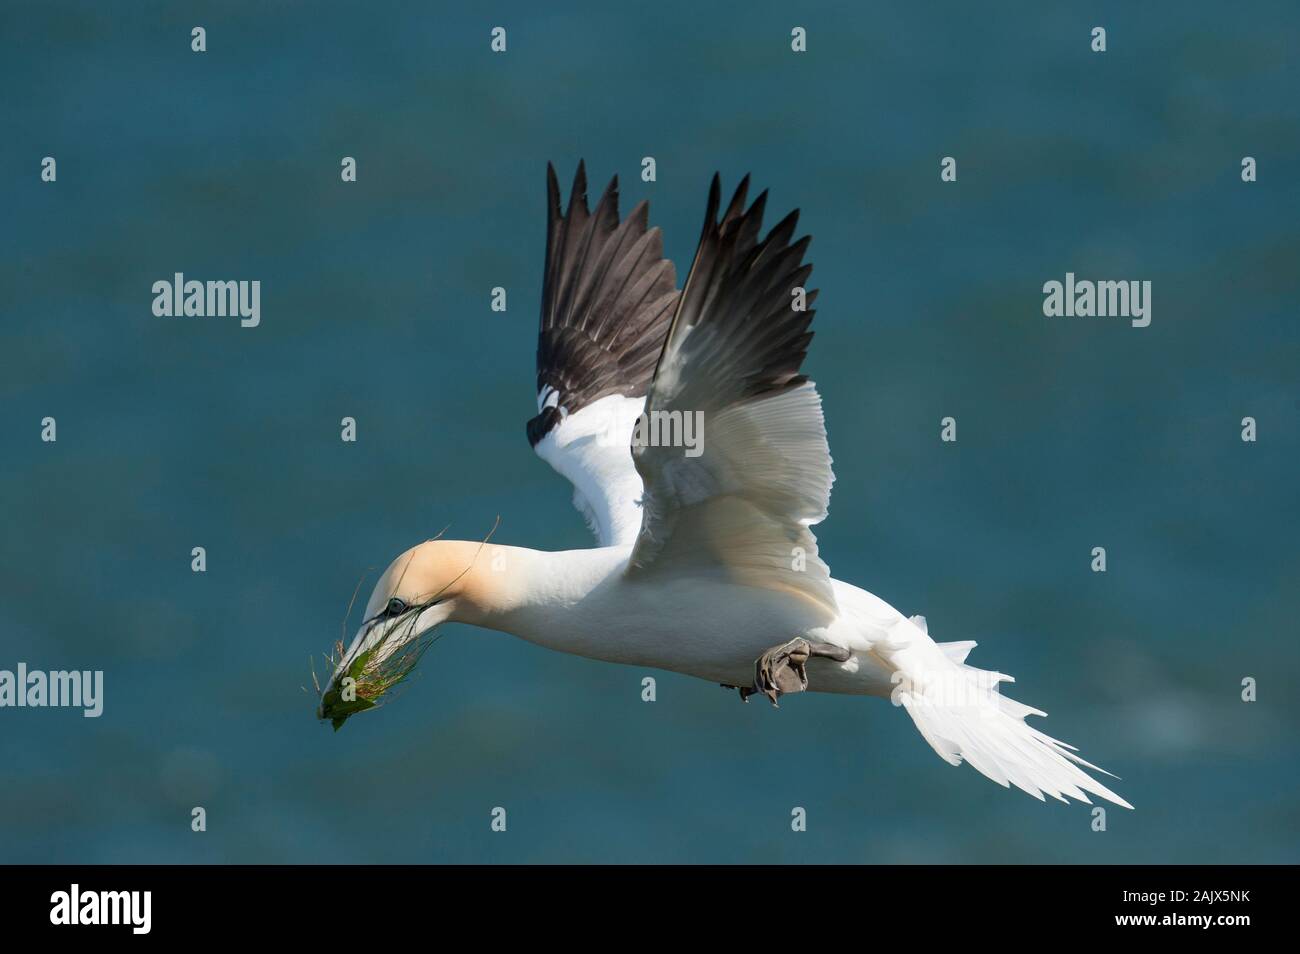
[317, 163, 1132, 809]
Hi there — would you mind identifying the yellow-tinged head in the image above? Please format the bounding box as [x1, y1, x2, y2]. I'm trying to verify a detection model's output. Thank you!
[316, 539, 515, 729]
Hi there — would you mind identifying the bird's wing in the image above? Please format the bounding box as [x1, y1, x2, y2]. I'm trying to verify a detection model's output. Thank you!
[625, 175, 837, 617]
[527, 162, 680, 547]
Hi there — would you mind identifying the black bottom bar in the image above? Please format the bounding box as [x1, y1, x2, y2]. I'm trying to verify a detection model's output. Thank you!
[0, 864, 1282, 939]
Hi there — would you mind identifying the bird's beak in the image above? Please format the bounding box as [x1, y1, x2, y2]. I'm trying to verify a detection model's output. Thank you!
[316, 608, 440, 731]
[315, 639, 380, 731]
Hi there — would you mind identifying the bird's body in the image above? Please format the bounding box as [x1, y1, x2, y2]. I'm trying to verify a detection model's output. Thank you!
[462, 542, 897, 693]
[318, 162, 1132, 810]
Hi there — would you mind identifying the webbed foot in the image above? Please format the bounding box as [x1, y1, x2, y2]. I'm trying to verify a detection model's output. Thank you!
[752, 638, 852, 707]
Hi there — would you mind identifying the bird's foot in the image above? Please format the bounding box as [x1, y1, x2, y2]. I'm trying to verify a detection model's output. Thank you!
[752, 638, 852, 707]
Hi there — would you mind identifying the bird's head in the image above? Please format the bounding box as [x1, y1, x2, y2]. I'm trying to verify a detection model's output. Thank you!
[316, 538, 500, 730]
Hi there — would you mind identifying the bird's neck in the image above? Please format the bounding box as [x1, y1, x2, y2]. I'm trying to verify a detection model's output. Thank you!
[451, 544, 629, 642]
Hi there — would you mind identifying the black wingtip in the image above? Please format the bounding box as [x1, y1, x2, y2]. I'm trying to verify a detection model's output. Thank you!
[591, 174, 621, 229]
[723, 174, 752, 223]
[768, 207, 802, 246]
[599, 173, 620, 203]
[704, 173, 723, 227]
[627, 198, 651, 230]
[571, 160, 589, 215]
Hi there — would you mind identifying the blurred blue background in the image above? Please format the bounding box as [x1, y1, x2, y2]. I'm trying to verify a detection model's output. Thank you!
[1, 0, 1297, 863]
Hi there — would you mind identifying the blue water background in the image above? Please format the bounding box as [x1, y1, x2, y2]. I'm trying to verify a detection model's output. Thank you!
[1, 1, 1297, 862]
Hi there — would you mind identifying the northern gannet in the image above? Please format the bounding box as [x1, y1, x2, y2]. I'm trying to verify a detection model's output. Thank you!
[317, 163, 1132, 809]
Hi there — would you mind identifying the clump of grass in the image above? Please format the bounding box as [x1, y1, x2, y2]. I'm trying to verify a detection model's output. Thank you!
[314, 615, 436, 731]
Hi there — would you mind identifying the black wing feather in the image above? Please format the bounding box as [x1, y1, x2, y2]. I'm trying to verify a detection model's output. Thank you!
[644, 174, 816, 417]
[528, 161, 679, 447]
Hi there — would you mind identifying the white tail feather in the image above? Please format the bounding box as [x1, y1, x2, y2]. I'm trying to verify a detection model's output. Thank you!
[937, 639, 977, 664]
[884, 621, 1133, 809]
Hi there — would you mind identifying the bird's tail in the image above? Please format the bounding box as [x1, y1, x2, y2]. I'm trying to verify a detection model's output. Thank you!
[880, 615, 1132, 809]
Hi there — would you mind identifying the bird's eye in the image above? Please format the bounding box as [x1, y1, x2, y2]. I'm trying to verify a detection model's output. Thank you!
[384, 598, 408, 618]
